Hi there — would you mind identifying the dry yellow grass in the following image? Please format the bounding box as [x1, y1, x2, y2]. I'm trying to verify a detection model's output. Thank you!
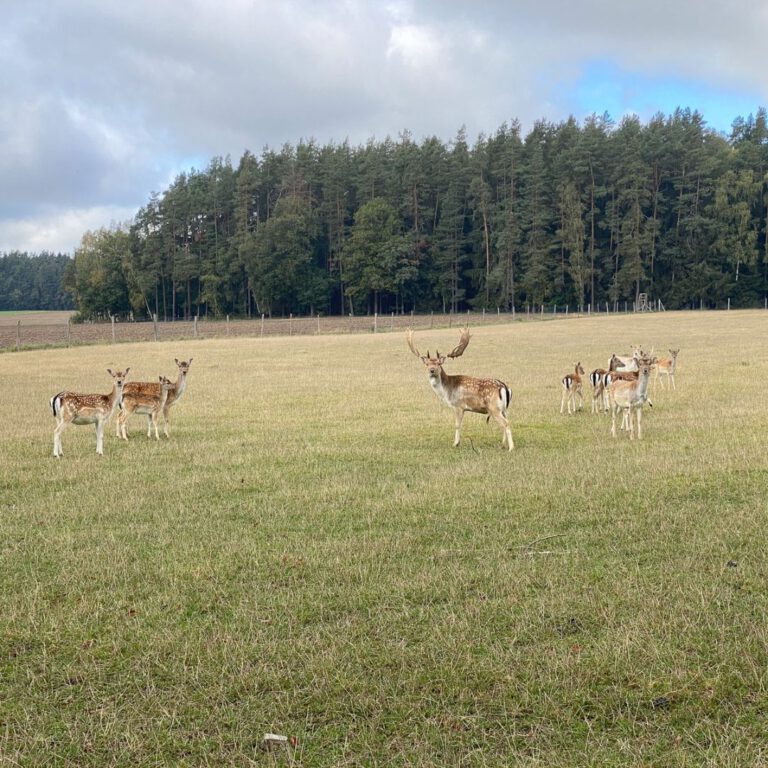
[0, 310, 767, 766]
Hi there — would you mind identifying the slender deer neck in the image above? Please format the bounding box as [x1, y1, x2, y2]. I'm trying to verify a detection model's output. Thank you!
[108, 382, 123, 416]
[636, 369, 650, 400]
[174, 370, 187, 399]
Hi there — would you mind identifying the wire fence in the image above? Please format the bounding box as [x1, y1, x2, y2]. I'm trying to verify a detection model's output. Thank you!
[1, 298, 765, 352]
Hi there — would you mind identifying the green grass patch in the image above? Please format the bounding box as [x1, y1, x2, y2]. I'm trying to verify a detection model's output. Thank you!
[1, 311, 767, 766]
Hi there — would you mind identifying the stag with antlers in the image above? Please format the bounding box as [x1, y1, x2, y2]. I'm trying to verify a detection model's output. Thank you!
[406, 327, 514, 450]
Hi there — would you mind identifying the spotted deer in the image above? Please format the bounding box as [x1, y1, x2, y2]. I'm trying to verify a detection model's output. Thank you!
[51, 368, 129, 457]
[560, 362, 585, 415]
[118, 375, 174, 440]
[406, 327, 513, 450]
[655, 349, 680, 390]
[118, 358, 192, 439]
[608, 358, 653, 439]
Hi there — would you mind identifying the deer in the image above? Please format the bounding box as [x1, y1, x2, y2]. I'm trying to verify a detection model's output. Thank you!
[118, 358, 193, 439]
[406, 327, 514, 451]
[590, 368, 609, 413]
[607, 357, 653, 439]
[655, 349, 680, 390]
[117, 375, 175, 441]
[51, 368, 130, 457]
[560, 362, 585, 415]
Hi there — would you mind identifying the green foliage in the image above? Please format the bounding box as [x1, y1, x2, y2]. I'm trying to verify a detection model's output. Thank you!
[49, 108, 768, 319]
[0, 252, 74, 311]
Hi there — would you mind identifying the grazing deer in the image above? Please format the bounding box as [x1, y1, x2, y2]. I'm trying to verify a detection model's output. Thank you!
[118, 358, 193, 438]
[51, 368, 129, 457]
[655, 349, 680, 390]
[117, 376, 174, 441]
[590, 368, 609, 413]
[608, 358, 653, 439]
[560, 362, 585, 415]
[406, 327, 514, 450]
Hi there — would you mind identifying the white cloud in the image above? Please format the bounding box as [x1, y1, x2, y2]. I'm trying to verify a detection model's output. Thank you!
[0, 206, 137, 255]
[1, 0, 768, 252]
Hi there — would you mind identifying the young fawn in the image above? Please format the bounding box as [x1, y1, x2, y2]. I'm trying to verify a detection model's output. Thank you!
[118, 375, 175, 440]
[51, 368, 129, 457]
[118, 358, 193, 438]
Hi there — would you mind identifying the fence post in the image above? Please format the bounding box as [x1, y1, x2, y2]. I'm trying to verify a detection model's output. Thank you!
[194, 315, 199, 338]
[16, 320, 21, 351]
[566, 305, 568, 316]
[391, 312, 394, 331]
[348, 313, 353, 333]
[727, 298, 731, 311]
[226, 314, 230, 335]
[374, 312, 377, 333]
[261, 313, 265, 337]
[588, 303, 591, 315]
[554, 303, 556, 315]
[430, 311, 434, 329]
[66, 318, 71, 347]
[111, 315, 116, 344]
[512, 305, 515, 320]
[482, 307, 486, 323]
[540, 304, 544, 317]
[317, 313, 321, 334]
[289, 313, 293, 336]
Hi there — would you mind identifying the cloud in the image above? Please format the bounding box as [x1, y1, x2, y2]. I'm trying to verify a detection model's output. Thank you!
[0, 205, 137, 255]
[1, 0, 767, 253]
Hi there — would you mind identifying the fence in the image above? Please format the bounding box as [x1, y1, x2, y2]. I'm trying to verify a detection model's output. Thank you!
[1, 299, 765, 352]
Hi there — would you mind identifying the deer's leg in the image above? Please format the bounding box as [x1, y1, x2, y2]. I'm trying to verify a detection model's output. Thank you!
[577, 386, 584, 411]
[163, 405, 171, 438]
[152, 412, 160, 440]
[53, 419, 67, 457]
[96, 418, 105, 455]
[636, 405, 643, 440]
[671, 373, 676, 391]
[492, 407, 514, 451]
[611, 405, 618, 438]
[453, 408, 465, 447]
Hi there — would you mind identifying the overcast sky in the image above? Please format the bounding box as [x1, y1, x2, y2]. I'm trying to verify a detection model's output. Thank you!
[1, 0, 766, 254]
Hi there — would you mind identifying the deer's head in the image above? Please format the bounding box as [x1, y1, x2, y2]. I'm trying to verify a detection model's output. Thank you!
[406, 327, 471, 379]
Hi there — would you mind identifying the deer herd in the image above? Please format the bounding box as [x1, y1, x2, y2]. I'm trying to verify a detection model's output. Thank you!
[48, 328, 680, 457]
[406, 327, 680, 449]
[50, 358, 192, 457]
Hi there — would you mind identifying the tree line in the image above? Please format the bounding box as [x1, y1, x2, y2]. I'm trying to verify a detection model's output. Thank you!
[0, 252, 74, 311]
[32, 108, 768, 318]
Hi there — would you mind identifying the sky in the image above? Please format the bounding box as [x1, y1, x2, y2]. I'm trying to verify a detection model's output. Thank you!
[1, 0, 767, 254]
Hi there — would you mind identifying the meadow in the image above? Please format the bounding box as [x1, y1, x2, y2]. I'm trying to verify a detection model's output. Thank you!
[1, 311, 767, 767]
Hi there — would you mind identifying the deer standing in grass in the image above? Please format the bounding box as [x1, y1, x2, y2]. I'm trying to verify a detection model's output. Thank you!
[590, 368, 609, 413]
[608, 358, 653, 439]
[118, 376, 174, 440]
[118, 358, 193, 439]
[406, 327, 514, 450]
[51, 368, 129, 457]
[560, 362, 585, 414]
[655, 349, 680, 390]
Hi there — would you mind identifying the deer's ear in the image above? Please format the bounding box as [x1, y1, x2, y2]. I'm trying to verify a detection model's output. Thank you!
[187, 358, 193, 365]
[438, 356, 446, 365]
[159, 375, 164, 382]
[125, 367, 130, 375]
[107, 368, 114, 376]
[175, 358, 179, 365]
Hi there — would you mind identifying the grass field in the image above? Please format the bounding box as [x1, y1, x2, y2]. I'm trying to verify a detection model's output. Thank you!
[1, 311, 767, 766]
[0, 310, 74, 325]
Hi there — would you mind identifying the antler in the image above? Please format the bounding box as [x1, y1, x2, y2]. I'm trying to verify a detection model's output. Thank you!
[405, 327, 422, 359]
[445, 326, 471, 359]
